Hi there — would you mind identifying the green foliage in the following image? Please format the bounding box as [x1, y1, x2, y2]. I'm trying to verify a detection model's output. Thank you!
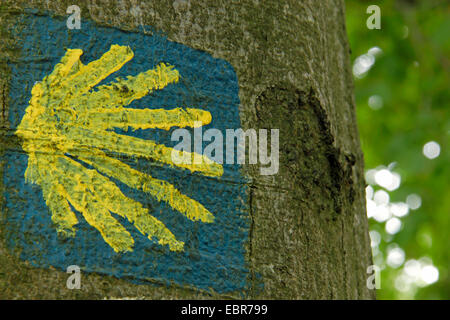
[346, 0, 449, 299]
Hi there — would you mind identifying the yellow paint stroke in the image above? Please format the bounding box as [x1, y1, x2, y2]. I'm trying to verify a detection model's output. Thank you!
[15, 44, 223, 253]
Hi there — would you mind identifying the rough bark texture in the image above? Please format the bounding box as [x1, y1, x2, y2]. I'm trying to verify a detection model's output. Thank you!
[0, 0, 374, 299]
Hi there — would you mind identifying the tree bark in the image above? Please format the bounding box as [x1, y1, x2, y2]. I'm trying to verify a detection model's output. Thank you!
[0, 0, 374, 299]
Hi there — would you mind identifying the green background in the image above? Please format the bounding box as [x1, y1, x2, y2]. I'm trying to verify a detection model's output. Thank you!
[346, 0, 449, 299]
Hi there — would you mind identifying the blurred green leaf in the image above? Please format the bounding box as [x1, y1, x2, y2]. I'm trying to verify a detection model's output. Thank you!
[345, 0, 449, 299]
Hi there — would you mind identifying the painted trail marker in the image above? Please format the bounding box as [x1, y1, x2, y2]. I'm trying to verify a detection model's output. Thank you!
[16, 45, 222, 253]
[3, 13, 250, 293]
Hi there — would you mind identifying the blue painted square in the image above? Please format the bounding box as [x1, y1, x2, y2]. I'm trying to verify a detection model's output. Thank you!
[3, 13, 250, 294]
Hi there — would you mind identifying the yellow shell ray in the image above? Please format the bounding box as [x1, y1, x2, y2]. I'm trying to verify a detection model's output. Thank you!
[15, 44, 223, 253]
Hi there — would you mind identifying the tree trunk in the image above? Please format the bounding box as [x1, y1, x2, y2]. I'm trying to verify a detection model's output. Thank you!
[0, 0, 374, 299]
